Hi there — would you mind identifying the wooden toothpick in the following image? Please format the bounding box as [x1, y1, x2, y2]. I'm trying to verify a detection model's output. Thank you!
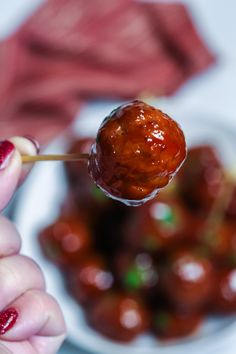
[21, 153, 89, 163]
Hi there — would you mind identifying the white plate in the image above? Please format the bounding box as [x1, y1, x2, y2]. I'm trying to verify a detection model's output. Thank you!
[14, 102, 236, 354]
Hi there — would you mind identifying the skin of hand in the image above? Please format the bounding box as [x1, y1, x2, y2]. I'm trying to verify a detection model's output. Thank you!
[0, 137, 66, 354]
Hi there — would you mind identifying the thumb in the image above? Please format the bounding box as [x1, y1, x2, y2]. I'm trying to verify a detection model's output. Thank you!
[0, 137, 39, 211]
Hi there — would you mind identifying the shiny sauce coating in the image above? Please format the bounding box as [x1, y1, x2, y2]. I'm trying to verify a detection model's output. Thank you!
[89, 100, 186, 206]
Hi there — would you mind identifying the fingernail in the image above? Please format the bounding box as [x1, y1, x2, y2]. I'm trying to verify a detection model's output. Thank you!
[0, 308, 18, 335]
[0, 141, 15, 171]
[23, 135, 40, 154]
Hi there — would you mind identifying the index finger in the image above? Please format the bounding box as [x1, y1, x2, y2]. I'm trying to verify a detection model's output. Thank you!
[0, 137, 39, 211]
[9, 136, 39, 185]
[0, 144, 21, 212]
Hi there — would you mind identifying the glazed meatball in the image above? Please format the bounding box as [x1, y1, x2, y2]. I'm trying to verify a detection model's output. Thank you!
[125, 196, 190, 252]
[66, 253, 114, 307]
[152, 309, 202, 339]
[87, 293, 150, 341]
[212, 268, 236, 313]
[162, 248, 215, 311]
[197, 222, 236, 263]
[39, 215, 91, 267]
[225, 184, 236, 220]
[178, 146, 225, 212]
[114, 251, 159, 294]
[89, 100, 186, 206]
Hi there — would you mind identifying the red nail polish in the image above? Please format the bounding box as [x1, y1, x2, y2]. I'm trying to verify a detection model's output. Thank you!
[0, 308, 18, 335]
[23, 135, 40, 154]
[0, 141, 15, 170]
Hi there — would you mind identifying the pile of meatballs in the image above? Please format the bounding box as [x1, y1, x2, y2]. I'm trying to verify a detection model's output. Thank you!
[39, 139, 236, 342]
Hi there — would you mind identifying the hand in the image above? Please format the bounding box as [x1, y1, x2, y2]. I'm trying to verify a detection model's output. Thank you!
[0, 137, 66, 354]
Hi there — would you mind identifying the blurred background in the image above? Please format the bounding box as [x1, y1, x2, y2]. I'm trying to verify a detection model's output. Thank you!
[1, 1, 236, 353]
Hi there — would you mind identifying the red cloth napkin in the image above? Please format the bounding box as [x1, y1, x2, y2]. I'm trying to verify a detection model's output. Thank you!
[0, 0, 215, 145]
